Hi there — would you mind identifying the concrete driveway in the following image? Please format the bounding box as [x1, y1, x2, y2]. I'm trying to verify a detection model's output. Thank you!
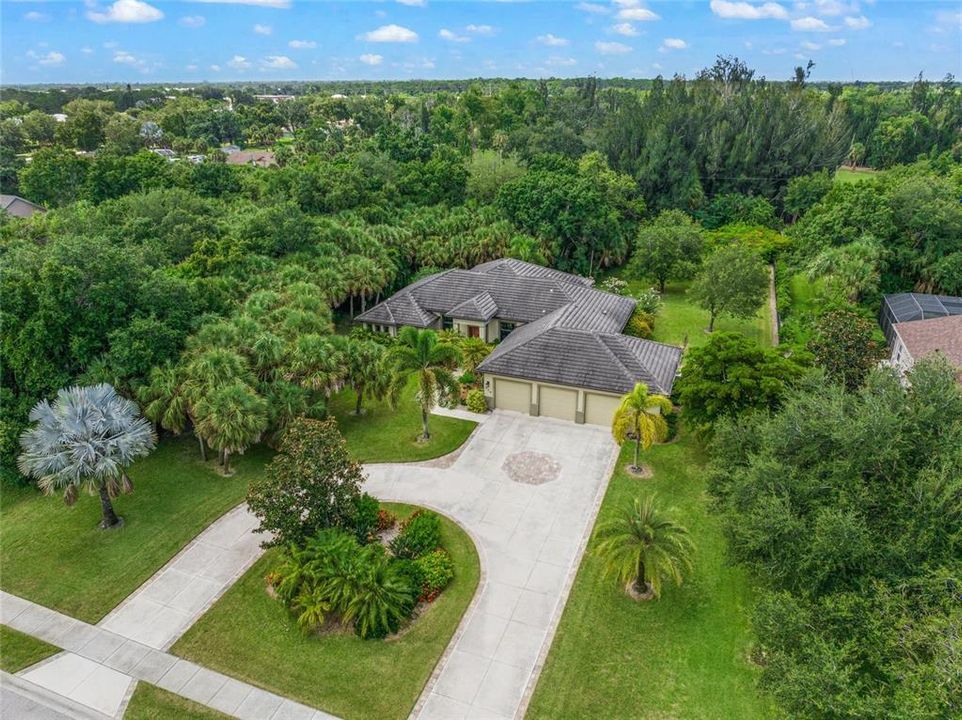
[364, 410, 618, 720]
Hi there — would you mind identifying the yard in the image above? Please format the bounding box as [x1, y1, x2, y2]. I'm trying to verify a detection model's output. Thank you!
[0, 380, 474, 623]
[834, 166, 879, 183]
[171, 503, 480, 720]
[526, 434, 772, 719]
[0, 624, 59, 673]
[124, 683, 230, 720]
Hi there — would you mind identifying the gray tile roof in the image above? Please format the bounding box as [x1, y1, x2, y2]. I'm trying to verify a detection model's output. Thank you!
[357, 258, 682, 397]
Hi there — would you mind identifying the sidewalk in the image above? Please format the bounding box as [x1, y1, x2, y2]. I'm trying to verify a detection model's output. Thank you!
[1, 591, 334, 720]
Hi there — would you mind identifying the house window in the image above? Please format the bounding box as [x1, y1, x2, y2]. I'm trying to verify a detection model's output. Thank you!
[442, 316, 453, 330]
[499, 322, 516, 341]
[467, 325, 480, 338]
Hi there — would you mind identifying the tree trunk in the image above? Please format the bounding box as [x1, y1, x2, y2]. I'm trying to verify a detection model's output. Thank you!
[633, 436, 640, 470]
[659, 277, 666, 293]
[98, 482, 121, 529]
[707, 310, 716, 333]
[350, 295, 355, 318]
[421, 407, 431, 440]
[355, 388, 364, 415]
[636, 558, 646, 594]
[223, 450, 231, 475]
[197, 433, 207, 462]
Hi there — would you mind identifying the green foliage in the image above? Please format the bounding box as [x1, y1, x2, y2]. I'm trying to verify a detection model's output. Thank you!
[351, 492, 381, 544]
[412, 549, 455, 602]
[611, 383, 672, 470]
[246, 418, 364, 548]
[783, 169, 833, 219]
[631, 286, 663, 315]
[676, 332, 807, 432]
[704, 223, 792, 263]
[465, 389, 487, 414]
[465, 150, 525, 203]
[688, 245, 768, 332]
[708, 356, 962, 719]
[390, 510, 443, 560]
[458, 371, 476, 386]
[458, 337, 491, 373]
[388, 327, 461, 441]
[18, 147, 90, 207]
[695, 192, 779, 230]
[623, 308, 655, 339]
[627, 209, 704, 292]
[807, 309, 886, 391]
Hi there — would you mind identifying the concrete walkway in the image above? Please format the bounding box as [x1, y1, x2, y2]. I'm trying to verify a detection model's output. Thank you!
[364, 411, 618, 720]
[99, 504, 264, 650]
[1, 590, 335, 720]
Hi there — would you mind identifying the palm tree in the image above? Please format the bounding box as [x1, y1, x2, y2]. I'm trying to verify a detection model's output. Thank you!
[345, 339, 389, 415]
[194, 381, 268, 474]
[611, 383, 673, 473]
[286, 334, 348, 396]
[594, 495, 694, 599]
[183, 348, 254, 461]
[18, 384, 156, 529]
[459, 337, 491, 374]
[387, 327, 461, 441]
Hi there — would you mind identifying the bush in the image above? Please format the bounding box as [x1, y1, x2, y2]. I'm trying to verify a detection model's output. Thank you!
[466, 389, 488, 414]
[624, 309, 655, 339]
[351, 493, 380, 543]
[458, 371, 477, 386]
[376, 508, 397, 533]
[633, 287, 663, 315]
[390, 510, 442, 560]
[413, 549, 455, 602]
[599, 277, 631, 296]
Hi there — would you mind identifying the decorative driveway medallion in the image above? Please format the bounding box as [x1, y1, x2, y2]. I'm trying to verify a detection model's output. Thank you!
[502, 450, 562, 485]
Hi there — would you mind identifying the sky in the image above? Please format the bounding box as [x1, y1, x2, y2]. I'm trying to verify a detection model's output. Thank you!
[3, 1, 961, 85]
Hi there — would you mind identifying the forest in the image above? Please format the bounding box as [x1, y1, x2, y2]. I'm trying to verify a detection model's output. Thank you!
[2, 58, 960, 719]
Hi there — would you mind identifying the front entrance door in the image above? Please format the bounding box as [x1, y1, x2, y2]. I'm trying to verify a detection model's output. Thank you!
[467, 325, 480, 338]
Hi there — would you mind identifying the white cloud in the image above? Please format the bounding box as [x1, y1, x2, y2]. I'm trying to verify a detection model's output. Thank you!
[791, 16, 834, 31]
[186, 64, 198, 71]
[81, 46, 94, 54]
[762, 47, 787, 54]
[466, 24, 495, 35]
[801, 40, 821, 49]
[618, 7, 660, 21]
[358, 24, 418, 42]
[24, 11, 50, 22]
[536, 33, 569, 46]
[28, 50, 66, 66]
[546, 56, 577, 66]
[112, 50, 146, 68]
[87, 0, 163, 24]
[843, 15, 872, 29]
[397, 0, 426, 5]
[210, 64, 222, 71]
[595, 41, 632, 54]
[254, 23, 272, 35]
[360, 53, 383, 65]
[744, 40, 753, 49]
[194, 0, 290, 7]
[227, 54, 251, 69]
[709, 1, 788, 20]
[660, 37, 688, 50]
[933, 10, 962, 31]
[576, 2, 609, 13]
[288, 39, 317, 49]
[611, 22, 639, 36]
[439, 28, 469, 42]
[810, 0, 860, 16]
[179, 15, 205, 28]
[262, 55, 296, 69]
[828, 37, 846, 45]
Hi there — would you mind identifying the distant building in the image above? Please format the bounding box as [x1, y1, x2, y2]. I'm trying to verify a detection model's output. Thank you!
[149, 148, 177, 160]
[880, 293, 962, 380]
[186, 154, 206, 164]
[51, 113, 67, 123]
[219, 145, 241, 155]
[253, 94, 295, 104]
[1, 194, 46, 219]
[225, 150, 277, 168]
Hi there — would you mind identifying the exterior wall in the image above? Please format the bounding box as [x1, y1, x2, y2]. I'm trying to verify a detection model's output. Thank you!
[452, 318, 498, 342]
[889, 329, 915, 375]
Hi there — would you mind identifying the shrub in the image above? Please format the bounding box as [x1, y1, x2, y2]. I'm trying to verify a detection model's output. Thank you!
[633, 287, 663, 315]
[466, 389, 488, 414]
[376, 508, 397, 533]
[345, 544, 416, 639]
[390, 510, 442, 560]
[458, 371, 477, 386]
[413, 549, 455, 602]
[351, 493, 380, 543]
[599, 277, 630, 296]
[624, 309, 655, 339]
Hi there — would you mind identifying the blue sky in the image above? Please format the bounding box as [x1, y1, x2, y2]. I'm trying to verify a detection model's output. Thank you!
[3, 1, 960, 84]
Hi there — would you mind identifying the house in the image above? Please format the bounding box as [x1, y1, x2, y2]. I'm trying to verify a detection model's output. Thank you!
[0, 194, 46, 219]
[225, 150, 277, 168]
[149, 148, 177, 161]
[355, 259, 683, 426]
[880, 293, 962, 379]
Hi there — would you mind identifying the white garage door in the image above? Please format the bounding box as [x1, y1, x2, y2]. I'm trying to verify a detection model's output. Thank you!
[495, 378, 531, 414]
[584, 392, 622, 427]
[540, 385, 578, 422]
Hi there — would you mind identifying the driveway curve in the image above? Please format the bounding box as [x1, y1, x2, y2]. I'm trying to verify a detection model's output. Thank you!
[364, 410, 618, 720]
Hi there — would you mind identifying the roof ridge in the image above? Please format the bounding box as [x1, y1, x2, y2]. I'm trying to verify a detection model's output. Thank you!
[593, 333, 640, 389]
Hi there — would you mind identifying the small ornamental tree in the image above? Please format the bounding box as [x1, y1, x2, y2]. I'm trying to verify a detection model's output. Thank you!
[611, 383, 672, 472]
[807, 309, 886, 391]
[628, 209, 704, 292]
[247, 418, 365, 548]
[688, 245, 768, 332]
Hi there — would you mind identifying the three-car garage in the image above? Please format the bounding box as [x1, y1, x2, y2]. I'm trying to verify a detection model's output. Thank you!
[489, 375, 622, 427]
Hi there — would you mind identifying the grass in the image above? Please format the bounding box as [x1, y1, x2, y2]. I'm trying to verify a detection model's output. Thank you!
[835, 166, 879, 183]
[124, 682, 231, 720]
[0, 436, 267, 623]
[329, 377, 476, 463]
[172, 503, 480, 720]
[526, 434, 772, 720]
[0, 624, 60, 673]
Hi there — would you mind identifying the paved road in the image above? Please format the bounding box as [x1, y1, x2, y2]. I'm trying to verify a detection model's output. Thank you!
[365, 410, 618, 720]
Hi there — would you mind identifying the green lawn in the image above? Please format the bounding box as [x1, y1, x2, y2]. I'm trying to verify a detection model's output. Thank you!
[329, 378, 477, 463]
[172, 504, 480, 720]
[835, 166, 878, 183]
[0, 624, 60, 673]
[526, 434, 772, 720]
[125, 682, 230, 720]
[0, 436, 267, 623]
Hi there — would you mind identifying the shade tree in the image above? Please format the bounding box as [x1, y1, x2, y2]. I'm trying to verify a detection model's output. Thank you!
[688, 245, 768, 332]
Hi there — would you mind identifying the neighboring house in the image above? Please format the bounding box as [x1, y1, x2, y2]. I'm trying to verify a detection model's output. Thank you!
[880, 293, 962, 379]
[219, 144, 241, 155]
[355, 259, 683, 426]
[225, 150, 277, 168]
[149, 148, 177, 160]
[0, 194, 46, 219]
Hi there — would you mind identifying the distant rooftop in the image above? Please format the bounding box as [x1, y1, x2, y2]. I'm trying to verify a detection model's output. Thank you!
[893, 315, 962, 370]
[879, 292, 962, 344]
